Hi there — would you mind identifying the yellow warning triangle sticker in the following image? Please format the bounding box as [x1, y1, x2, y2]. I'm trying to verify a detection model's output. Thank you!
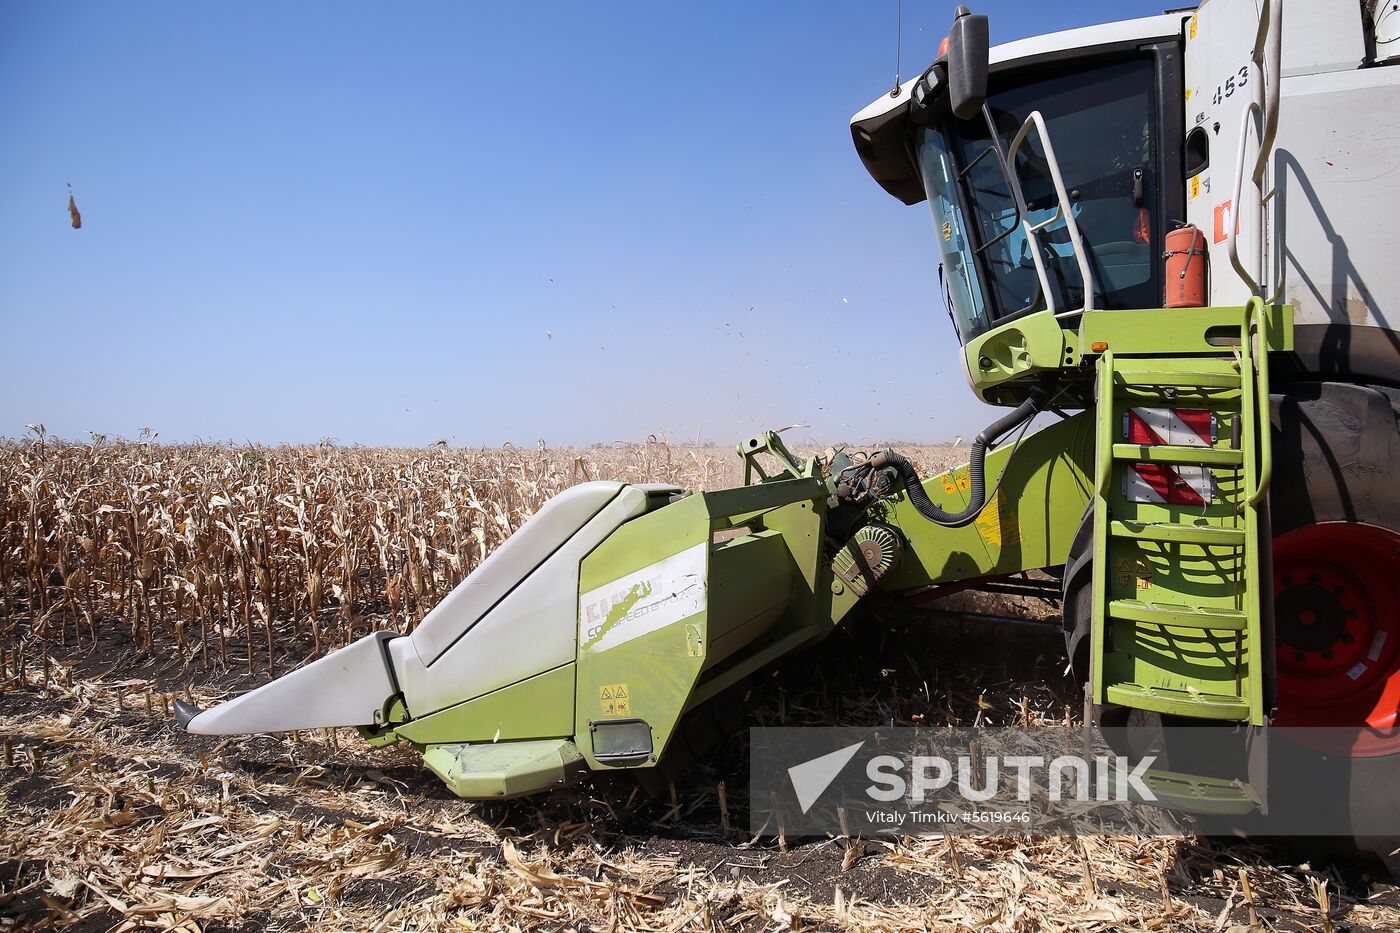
[614, 685, 628, 699]
[600, 687, 613, 700]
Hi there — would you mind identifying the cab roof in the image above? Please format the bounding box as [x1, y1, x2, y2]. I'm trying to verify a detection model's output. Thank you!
[850, 13, 1186, 205]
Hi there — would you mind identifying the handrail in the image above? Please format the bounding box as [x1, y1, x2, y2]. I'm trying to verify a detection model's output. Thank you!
[978, 106, 1057, 317]
[1253, 0, 1283, 185]
[1242, 298, 1273, 507]
[1227, 100, 1264, 295]
[1006, 110, 1096, 317]
[1227, 0, 1283, 298]
[1095, 350, 1114, 497]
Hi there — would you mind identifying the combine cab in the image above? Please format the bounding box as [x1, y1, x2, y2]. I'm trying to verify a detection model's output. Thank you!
[180, 0, 1400, 853]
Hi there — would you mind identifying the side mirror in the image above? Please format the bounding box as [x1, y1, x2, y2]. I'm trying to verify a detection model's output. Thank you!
[946, 5, 989, 120]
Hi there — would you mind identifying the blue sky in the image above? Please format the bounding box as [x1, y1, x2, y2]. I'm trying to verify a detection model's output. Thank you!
[0, 1, 1170, 448]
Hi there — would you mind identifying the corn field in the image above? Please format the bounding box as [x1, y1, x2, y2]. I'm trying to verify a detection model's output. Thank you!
[0, 433, 960, 677]
[8, 435, 1395, 931]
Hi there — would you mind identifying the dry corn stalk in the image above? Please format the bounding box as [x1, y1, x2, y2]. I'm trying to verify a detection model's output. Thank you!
[1, 437, 961, 672]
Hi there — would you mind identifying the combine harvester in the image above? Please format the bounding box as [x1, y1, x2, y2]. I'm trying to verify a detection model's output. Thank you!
[180, 0, 1400, 848]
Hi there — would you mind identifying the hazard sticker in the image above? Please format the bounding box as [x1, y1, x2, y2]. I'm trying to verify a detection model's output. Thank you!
[975, 487, 1022, 547]
[1117, 558, 1154, 590]
[941, 469, 972, 495]
[1189, 15, 1197, 39]
[599, 683, 631, 717]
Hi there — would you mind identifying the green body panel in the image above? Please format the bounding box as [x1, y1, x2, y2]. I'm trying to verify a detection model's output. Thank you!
[573, 477, 832, 772]
[395, 663, 575, 745]
[705, 531, 795, 668]
[962, 308, 1076, 401]
[960, 303, 1293, 407]
[422, 739, 583, 798]
[878, 412, 1096, 590]
[1080, 304, 1292, 356]
[574, 492, 712, 771]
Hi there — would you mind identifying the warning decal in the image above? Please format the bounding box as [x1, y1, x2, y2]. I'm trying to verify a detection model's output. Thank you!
[1117, 558, 1154, 590]
[975, 488, 1022, 548]
[579, 542, 707, 653]
[941, 469, 972, 495]
[599, 683, 631, 717]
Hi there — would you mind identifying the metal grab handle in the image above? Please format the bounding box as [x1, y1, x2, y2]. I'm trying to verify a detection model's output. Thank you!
[1005, 110, 1096, 318]
[1228, 99, 1264, 295]
[1252, 0, 1282, 186]
[1241, 298, 1273, 508]
[1095, 350, 1114, 498]
[1228, 0, 1283, 298]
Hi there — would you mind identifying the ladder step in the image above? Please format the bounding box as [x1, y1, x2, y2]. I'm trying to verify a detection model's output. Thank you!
[1105, 684, 1252, 720]
[1108, 599, 1247, 631]
[1113, 444, 1244, 467]
[1110, 766, 1261, 815]
[1110, 521, 1246, 546]
[1115, 370, 1242, 389]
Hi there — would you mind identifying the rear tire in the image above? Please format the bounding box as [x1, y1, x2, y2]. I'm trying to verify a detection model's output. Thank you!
[1268, 382, 1400, 874]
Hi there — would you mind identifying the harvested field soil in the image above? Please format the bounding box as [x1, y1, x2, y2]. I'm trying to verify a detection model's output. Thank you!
[4, 616, 1400, 931]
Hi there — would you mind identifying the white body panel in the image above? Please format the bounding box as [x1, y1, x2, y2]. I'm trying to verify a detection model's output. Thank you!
[1185, 0, 1397, 331]
[851, 14, 1183, 126]
[185, 481, 681, 734]
[409, 481, 625, 664]
[1269, 68, 1399, 330]
[186, 632, 399, 734]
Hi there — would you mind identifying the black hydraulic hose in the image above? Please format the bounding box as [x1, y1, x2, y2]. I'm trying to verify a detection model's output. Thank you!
[872, 383, 1051, 528]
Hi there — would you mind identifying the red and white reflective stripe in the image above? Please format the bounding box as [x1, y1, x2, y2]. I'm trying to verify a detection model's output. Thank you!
[1125, 407, 1213, 447]
[1122, 464, 1215, 505]
[1122, 407, 1216, 505]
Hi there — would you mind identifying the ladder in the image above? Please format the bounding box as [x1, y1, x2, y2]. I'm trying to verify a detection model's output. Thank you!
[1089, 300, 1274, 725]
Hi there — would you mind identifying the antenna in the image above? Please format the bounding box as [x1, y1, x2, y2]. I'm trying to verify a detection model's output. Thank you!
[891, 0, 903, 97]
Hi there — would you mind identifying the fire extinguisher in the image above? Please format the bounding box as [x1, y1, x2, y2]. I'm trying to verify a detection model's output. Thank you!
[1163, 224, 1207, 308]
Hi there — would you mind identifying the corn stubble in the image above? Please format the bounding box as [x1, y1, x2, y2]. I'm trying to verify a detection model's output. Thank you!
[4, 437, 1393, 931]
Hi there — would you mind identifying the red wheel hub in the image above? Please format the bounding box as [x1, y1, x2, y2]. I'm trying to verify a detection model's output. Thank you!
[1273, 522, 1400, 754]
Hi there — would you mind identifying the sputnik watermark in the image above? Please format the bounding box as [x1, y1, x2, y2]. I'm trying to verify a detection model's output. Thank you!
[783, 739, 1156, 827]
[752, 726, 1318, 837]
[754, 726, 1400, 836]
[862, 752, 1158, 804]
